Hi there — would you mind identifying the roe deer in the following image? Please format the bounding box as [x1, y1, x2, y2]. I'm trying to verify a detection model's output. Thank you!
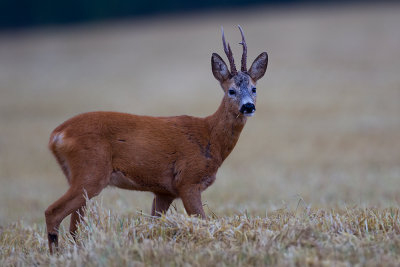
[45, 25, 268, 253]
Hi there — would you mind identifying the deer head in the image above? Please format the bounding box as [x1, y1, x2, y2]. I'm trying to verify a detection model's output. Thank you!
[211, 25, 268, 117]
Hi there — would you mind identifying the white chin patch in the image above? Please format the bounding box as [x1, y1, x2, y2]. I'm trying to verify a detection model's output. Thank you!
[243, 112, 255, 117]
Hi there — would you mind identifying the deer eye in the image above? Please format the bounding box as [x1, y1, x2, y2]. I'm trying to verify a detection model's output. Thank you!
[228, 89, 236, 96]
[252, 87, 257, 93]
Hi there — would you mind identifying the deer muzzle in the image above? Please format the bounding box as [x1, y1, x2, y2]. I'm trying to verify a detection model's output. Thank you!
[240, 103, 256, 116]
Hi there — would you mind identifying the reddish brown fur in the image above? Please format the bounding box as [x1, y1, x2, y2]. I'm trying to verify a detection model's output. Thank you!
[45, 26, 268, 253]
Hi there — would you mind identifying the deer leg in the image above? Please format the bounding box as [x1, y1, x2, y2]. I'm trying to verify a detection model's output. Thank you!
[45, 182, 108, 253]
[179, 185, 206, 219]
[151, 194, 174, 216]
[45, 187, 88, 253]
[45, 139, 112, 253]
[69, 205, 85, 239]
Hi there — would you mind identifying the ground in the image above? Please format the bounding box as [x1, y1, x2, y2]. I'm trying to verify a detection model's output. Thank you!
[1, 3, 400, 265]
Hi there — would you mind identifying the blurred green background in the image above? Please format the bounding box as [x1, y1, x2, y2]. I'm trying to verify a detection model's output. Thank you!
[0, 0, 377, 29]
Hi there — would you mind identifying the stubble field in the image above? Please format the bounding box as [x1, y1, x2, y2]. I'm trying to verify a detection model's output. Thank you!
[1, 3, 400, 265]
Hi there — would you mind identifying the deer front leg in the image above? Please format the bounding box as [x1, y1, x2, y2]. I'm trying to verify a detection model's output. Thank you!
[179, 185, 206, 219]
[151, 194, 174, 216]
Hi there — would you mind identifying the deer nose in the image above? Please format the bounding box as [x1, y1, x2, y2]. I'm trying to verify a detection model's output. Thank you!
[240, 103, 256, 114]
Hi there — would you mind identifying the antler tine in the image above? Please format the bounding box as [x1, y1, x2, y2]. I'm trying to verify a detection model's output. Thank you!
[221, 26, 237, 75]
[238, 25, 247, 72]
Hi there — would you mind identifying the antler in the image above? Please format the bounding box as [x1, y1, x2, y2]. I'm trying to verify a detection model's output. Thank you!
[238, 25, 247, 72]
[221, 26, 237, 75]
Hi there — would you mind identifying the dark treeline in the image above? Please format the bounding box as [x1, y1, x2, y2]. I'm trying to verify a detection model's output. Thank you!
[0, 0, 375, 29]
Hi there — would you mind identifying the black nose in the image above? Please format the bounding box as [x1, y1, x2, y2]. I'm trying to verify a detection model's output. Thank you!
[240, 103, 256, 114]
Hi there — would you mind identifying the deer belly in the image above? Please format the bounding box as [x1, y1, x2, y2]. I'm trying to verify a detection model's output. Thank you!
[109, 170, 175, 195]
[109, 171, 141, 190]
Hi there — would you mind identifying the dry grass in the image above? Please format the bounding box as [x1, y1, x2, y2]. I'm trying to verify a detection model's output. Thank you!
[1, 2, 400, 266]
[2, 198, 400, 266]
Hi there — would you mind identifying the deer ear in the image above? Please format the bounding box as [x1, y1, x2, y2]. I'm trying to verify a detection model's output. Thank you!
[211, 53, 230, 83]
[248, 52, 268, 82]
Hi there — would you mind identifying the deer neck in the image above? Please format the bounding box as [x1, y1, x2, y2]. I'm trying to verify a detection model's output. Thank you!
[206, 97, 247, 163]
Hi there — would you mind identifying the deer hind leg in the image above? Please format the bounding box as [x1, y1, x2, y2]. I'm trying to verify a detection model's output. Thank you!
[69, 205, 85, 240]
[45, 187, 87, 253]
[45, 139, 112, 253]
[45, 177, 109, 253]
[151, 194, 174, 216]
